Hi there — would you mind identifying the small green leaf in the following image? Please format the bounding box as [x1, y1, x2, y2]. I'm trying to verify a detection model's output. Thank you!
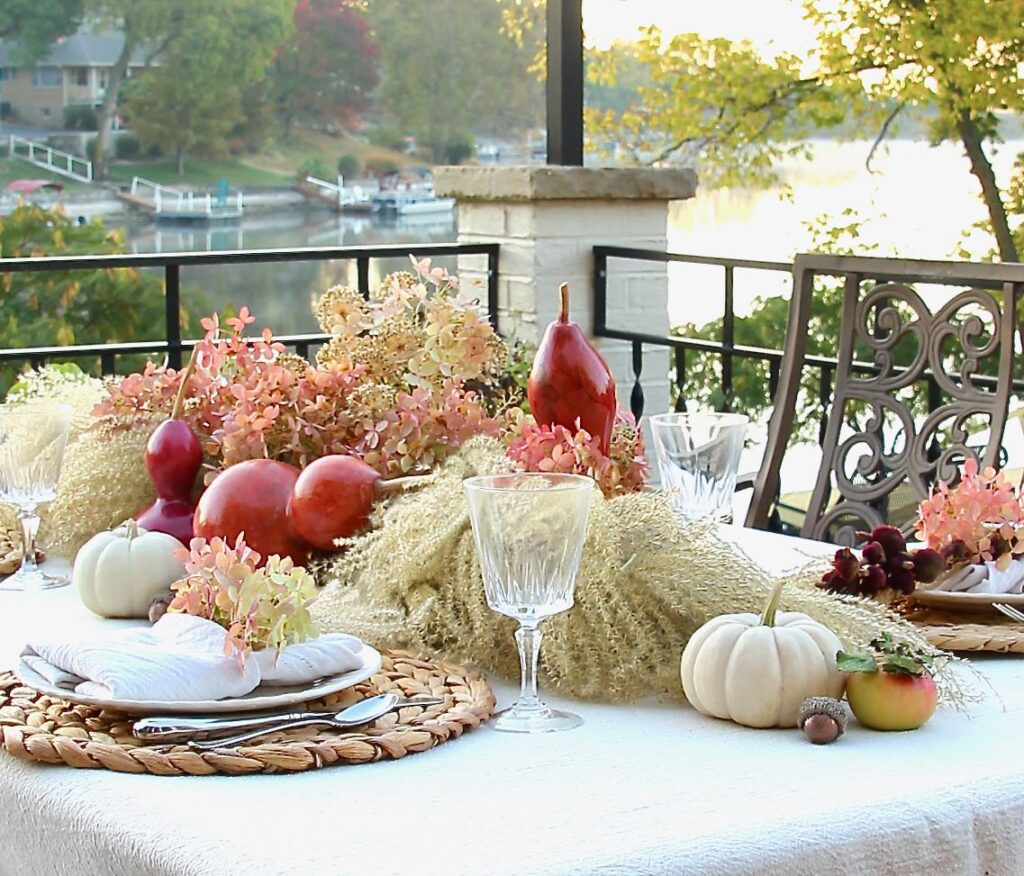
[836, 650, 877, 673]
[882, 655, 926, 677]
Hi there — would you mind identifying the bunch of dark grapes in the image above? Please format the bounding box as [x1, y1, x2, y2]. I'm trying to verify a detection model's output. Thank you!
[818, 525, 944, 598]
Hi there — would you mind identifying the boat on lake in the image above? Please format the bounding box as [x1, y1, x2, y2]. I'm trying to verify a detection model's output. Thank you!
[371, 189, 455, 215]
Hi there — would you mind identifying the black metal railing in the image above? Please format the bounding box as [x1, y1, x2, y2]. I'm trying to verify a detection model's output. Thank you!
[593, 245, 1024, 424]
[593, 245, 793, 420]
[0, 242, 500, 373]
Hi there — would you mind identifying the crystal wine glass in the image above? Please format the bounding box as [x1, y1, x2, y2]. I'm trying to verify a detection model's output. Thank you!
[463, 472, 594, 733]
[0, 403, 72, 591]
[649, 412, 748, 521]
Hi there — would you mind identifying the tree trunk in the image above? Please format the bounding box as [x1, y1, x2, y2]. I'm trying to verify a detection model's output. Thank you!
[176, 146, 184, 176]
[94, 34, 136, 181]
[957, 111, 1019, 262]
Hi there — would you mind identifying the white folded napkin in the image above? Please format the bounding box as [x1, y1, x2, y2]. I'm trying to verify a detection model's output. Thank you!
[21, 613, 365, 702]
[928, 558, 1024, 595]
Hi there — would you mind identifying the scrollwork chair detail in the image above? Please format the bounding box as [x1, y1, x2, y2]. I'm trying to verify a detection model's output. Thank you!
[748, 254, 1024, 544]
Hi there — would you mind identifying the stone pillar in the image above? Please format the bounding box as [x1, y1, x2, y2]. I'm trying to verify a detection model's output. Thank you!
[434, 166, 696, 422]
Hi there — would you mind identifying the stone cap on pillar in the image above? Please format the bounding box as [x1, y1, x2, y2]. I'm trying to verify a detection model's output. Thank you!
[434, 165, 697, 202]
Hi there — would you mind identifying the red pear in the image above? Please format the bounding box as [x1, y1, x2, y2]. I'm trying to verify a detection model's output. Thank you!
[136, 348, 203, 545]
[527, 283, 617, 454]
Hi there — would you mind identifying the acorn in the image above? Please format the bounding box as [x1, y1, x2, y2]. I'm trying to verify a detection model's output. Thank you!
[797, 696, 847, 744]
[148, 590, 174, 625]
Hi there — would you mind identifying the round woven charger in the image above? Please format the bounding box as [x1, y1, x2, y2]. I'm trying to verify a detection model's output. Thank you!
[904, 606, 1024, 654]
[0, 651, 495, 776]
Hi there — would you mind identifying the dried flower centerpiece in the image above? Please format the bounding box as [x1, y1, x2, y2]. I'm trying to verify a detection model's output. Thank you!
[95, 258, 506, 477]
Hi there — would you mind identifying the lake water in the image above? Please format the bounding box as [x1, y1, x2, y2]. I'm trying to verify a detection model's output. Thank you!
[109, 137, 1022, 334]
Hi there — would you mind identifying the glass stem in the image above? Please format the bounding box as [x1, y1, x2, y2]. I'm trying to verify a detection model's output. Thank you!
[18, 507, 40, 574]
[515, 622, 542, 709]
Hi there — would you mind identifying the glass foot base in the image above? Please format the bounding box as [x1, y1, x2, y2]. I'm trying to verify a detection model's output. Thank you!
[491, 702, 583, 734]
[0, 568, 69, 592]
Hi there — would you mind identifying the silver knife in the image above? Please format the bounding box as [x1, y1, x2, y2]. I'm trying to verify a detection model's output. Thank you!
[134, 695, 445, 743]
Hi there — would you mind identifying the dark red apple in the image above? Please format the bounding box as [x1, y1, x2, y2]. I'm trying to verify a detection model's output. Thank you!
[193, 459, 310, 565]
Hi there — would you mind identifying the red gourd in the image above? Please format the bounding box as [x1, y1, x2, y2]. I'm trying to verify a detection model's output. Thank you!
[289, 455, 426, 551]
[135, 349, 203, 546]
[527, 282, 617, 454]
[193, 459, 310, 566]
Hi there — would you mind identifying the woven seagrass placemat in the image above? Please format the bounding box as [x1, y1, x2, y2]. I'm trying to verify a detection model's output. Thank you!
[903, 606, 1024, 654]
[0, 651, 495, 776]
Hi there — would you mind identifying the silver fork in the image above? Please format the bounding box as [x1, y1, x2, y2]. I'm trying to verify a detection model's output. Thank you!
[993, 603, 1024, 623]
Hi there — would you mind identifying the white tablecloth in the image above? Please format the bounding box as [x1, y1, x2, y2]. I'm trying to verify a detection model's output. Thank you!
[1, 528, 1024, 876]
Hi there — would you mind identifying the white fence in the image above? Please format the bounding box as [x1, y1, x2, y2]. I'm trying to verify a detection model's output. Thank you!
[8, 135, 93, 183]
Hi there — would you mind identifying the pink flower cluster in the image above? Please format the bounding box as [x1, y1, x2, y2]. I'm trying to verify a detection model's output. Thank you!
[169, 534, 318, 664]
[915, 457, 1024, 569]
[505, 411, 648, 497]
[95, 304, 495, 476]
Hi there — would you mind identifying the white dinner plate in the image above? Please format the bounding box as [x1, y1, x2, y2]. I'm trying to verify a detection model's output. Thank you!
[15, 642, 383, 716]
[909, 590, 1024, 615]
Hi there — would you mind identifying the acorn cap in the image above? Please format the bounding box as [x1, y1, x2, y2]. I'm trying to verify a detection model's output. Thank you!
[797, 696, 848, 734]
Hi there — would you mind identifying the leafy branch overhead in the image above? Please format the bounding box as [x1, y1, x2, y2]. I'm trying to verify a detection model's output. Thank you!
[588, 0, 1024, 261]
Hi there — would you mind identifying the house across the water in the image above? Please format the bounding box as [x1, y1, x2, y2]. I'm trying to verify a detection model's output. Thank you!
[0, 27, 147, 128]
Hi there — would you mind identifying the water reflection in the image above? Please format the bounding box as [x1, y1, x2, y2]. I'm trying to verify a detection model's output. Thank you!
[119, 208, 458, 335]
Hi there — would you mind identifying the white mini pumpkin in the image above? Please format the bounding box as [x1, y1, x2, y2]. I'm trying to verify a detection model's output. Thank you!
[73, 521, 186, 619]
[680, 582, 844, 728]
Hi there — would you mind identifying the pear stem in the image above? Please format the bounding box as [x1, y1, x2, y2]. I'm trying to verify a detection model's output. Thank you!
[759, 579, 785, 627]
[170, 345, 200, 421]
[375, 473, 433, 495]
[558, 282, 570, 323]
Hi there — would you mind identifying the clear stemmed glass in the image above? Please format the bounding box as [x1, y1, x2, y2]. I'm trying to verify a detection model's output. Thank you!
[463, 472, 594, 733]
[0, 403, 72, 591]
[649, 412, 748, 522]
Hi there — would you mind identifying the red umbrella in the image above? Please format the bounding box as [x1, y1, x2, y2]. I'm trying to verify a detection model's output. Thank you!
[6, 179, 64, 193]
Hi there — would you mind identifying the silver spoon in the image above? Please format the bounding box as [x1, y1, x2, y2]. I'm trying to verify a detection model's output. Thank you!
[182, 693, 405, 750]
[134, 694, 445, 744]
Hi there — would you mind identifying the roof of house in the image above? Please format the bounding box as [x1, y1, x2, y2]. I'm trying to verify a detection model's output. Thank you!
[0, 28, 150, 68]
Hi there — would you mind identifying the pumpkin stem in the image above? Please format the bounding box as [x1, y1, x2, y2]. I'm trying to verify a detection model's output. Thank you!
[170, 344, 200, 421]
[759, 579, 785, 627]
[124, 518, 139, 541]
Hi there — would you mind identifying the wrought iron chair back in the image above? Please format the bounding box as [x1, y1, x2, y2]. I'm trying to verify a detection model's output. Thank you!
[748, 253, 1024, 544]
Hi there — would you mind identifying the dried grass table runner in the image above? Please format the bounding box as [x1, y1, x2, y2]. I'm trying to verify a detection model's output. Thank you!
[903, 606, 1024, 654]
[0, 651, 495, 776]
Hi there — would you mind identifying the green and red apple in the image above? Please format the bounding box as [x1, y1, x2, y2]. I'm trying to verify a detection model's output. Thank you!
[837, 633, 938, 731]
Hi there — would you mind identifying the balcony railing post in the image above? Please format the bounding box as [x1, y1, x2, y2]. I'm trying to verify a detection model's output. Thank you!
[357, 256, 370, 300]
[545, 0, 584, 166]
[630, 340, 645, 420]
[593, 246, 607, 335]
[722, 265, 735, 411]
[674, 347, 687, 412]
[165, 264, 182, 370]
[486, 244, 500, 329]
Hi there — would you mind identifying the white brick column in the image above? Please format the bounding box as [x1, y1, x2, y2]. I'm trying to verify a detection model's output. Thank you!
[434, 166, 696, 422]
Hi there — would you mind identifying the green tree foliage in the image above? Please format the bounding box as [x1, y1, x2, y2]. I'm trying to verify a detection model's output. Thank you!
[0, 204, 200, 391]
[123, 0, 292, 175]
[83, 0, 194, 180]
[368, 0, 541, 161]
[271, 0, 379, 137]
[675, 212, 882, 439]
[591, 0, 1024, 261]
[0, 0, 82, 64]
